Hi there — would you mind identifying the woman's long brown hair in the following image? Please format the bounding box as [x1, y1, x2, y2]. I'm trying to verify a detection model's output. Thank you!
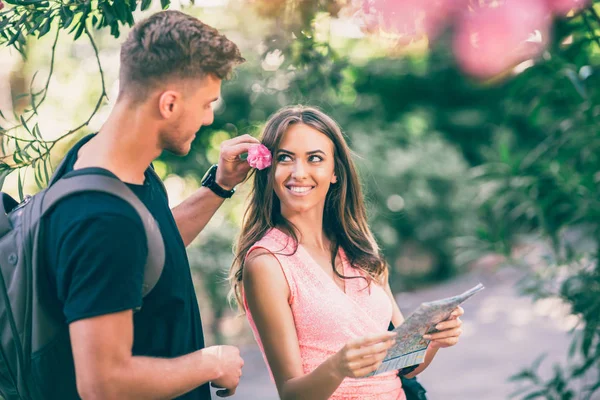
[229, 105, 387, 310]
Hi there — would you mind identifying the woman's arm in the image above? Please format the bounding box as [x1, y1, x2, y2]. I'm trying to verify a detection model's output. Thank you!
[383, 268, 404, 328]
[244, 250, 396, 400]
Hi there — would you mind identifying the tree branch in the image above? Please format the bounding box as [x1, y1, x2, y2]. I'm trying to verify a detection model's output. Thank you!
[1, 27, 60, 138]
[0, 22, 107, 177]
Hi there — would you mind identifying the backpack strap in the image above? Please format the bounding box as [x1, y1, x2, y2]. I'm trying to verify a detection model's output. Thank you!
[47, 153, 73, 187]
[0, 192, 19, 237]
[41, 174, 165, 297]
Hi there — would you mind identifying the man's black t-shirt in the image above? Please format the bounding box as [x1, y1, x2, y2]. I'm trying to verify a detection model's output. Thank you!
[41, 135, 210, 399]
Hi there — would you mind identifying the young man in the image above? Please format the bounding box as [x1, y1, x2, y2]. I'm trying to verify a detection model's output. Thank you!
[41, 10, 258, 399]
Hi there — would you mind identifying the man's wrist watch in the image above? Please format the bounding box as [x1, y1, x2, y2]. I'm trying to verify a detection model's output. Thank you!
[201, 164, 235, 199]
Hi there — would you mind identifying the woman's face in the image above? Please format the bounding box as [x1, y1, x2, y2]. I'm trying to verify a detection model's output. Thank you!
[273, 123, 338, 216]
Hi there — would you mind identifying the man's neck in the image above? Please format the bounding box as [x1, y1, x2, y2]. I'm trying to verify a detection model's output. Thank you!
[74, 100, 162, 185]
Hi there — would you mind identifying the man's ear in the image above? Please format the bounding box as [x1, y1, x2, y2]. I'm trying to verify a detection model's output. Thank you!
[158, 90, 180, 119]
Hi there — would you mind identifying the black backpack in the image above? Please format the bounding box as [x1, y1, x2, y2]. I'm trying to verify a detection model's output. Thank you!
[0, 161, 165, 400]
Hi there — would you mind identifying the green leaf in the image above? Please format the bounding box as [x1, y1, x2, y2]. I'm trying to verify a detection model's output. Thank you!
[60, 6, 74, 29]
[11, 0, 49, 5]
[30, 142, 42, 157]
[7, 29, 22, 46]
[17, 169, 24, 201]
[26, 12, 45, 36]
[141, 0, 152, 10]
[126, 8, 134, 26]
[29, 70, 39, 97]
[42, 156, 50, 183]
[160, 0, 169, 10]
[32, 159, 42, 189]
[73, 18, 86, 40]
[14, 93, 29, 101]
[0, 169, 10, 191]
[13, 139, 22, 164]
[99, 2, 115, 25]
[44, 153, 50, 184]
[20, 115, 32, 135]
[113, 0, 129, 24]
[32, 124, 42, 140]
[109, 20, 120, 38]
[0, 17, 10, 31]
[38, 15, 52, 37]
[568, 331, 580, 358]
[581, 322, 596, 357]
[20, 143, 32, 161]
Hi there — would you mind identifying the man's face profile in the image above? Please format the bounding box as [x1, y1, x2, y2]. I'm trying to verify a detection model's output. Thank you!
[158, 74, 222, 156]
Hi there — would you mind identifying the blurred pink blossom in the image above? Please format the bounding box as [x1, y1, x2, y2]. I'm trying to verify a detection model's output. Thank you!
[359, 0, 467, 40]
[422, 0, 470, 40]
[544, 0, 590, 15]
[0, 1, 4, 11]
[453, 0, 551, 79]
[247, 144, 272, 170]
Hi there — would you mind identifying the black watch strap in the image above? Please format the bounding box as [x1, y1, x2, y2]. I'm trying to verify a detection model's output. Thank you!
[201, 164, 235, 199]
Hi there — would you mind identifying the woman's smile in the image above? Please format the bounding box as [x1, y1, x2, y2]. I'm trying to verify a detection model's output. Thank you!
[286, 184, 316, 196]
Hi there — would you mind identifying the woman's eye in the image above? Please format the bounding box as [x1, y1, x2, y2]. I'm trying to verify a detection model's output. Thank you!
[309, 155, 323, 162]
[277, 154, 292, 162]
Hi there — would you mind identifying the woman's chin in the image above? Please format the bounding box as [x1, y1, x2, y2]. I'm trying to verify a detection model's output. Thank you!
[280, 200, 319, 216]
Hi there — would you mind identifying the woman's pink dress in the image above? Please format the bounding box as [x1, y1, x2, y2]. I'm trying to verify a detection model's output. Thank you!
[243, 228, 405, 400]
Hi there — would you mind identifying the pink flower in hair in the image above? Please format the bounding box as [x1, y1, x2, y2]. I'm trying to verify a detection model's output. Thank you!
[247, 144, 272, 170]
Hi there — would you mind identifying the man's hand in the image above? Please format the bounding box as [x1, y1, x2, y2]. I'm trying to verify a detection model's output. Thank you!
[203, 345, 244, 397]
[215, 134, 261, 190]
[172, 135, 260, 246]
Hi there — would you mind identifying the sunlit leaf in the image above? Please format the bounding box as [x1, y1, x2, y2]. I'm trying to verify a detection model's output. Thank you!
[17, 169, 23, 201]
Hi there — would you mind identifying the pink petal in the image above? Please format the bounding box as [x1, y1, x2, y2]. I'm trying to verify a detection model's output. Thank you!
[247, 144, 272, 170]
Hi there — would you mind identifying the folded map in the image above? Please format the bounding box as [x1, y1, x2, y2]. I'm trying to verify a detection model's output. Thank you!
[366, 283, 485, 377]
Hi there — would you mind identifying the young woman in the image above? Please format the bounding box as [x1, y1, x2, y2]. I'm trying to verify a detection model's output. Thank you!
[229, 106, 464, 400]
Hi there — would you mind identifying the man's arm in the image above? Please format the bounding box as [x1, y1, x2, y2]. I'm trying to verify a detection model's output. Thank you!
[70, 310, 243, 400]
[48, 202, 243, 399]
[173, 134, 259, 246]
[172, 186, 227, 247]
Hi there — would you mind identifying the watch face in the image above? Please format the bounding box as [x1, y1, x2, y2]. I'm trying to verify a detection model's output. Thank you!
[201, 164, 234, 198]
[202, 165, 217, 186]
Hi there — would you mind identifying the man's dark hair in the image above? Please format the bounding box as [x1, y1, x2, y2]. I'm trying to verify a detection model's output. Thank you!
[119, 10, 245, 99]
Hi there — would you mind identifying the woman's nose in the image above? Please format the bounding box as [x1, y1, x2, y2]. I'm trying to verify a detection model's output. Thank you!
[291, 160, 308, 179]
